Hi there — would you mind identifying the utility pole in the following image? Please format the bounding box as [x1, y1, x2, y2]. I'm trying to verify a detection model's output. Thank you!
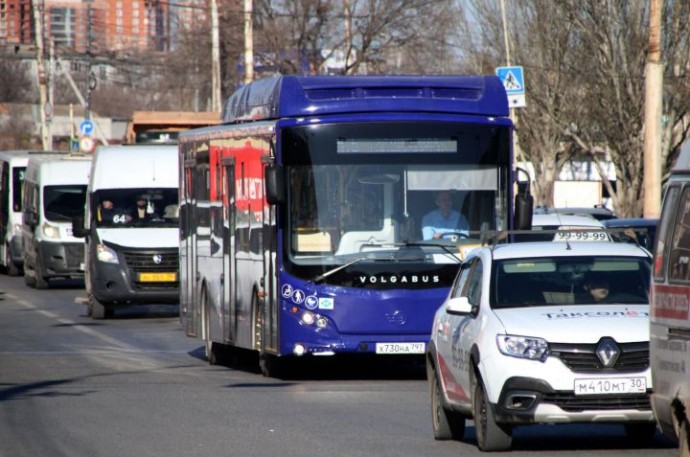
[244, 0, 253, 84]
[499, 0, 523, 165]
[643, 0, 663, 218]
[32, 1, 51, 150]
[210, 0, 221, 112]
[85, 1, 93, 120]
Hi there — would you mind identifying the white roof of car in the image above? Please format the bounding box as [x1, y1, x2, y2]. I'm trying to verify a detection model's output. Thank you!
[532, 213, 605, 228]
[474, 241, 651, 261]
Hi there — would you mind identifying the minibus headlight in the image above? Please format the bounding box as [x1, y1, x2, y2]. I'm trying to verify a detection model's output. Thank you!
[42, 223, 60, 239]
[96, 244, 119, 264]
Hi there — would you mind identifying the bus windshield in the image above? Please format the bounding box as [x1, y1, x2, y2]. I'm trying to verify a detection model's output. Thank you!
[282, 121, 510, 270]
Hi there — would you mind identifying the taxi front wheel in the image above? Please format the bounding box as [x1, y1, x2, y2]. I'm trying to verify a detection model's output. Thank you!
[472, 376, 512, 452]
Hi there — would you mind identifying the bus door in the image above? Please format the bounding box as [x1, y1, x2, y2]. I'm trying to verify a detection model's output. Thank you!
[182, 159, 199, 336]
[221, 156, 237, 344]
[0, 161, 9, 248]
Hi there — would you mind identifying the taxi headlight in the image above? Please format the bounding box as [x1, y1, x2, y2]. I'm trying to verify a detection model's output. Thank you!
[96, 244, 119, 264]
[496, 334, 549, 361]
[42, 223, 60, 239]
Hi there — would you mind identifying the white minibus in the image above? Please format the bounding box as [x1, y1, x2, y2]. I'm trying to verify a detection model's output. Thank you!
[22, 153, 92, 288]
[72, 144, 179, 319]
[651, 138, 690, 455]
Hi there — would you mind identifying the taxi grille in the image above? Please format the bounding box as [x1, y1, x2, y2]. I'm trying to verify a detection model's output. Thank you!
[550, 341, 649, 373]
[541, 392, 651, 412]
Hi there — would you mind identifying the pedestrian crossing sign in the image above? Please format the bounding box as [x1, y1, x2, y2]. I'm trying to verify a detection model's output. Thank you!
[496, 65, 526, 108]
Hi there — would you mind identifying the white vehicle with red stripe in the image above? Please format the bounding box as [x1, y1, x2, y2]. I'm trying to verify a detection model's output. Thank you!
[427, 240, 655, 452]
[650, 139, 690, 456]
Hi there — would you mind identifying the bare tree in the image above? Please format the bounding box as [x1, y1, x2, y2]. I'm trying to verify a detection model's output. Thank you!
[250, 0, 459, 77]
[0, 58, 36, 103]
[465, 0, 690, 217]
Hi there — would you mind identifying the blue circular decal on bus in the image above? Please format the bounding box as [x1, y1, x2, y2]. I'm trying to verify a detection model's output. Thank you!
[281, 284, 293, 298]
[305, 295, 318, 310]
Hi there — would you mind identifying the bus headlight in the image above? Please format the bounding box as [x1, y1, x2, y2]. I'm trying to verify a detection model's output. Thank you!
[96, 244, 119, 264]
[316, 317, 328, 329]
[42, 223, 60, 239]
[301, 311, 315, 325]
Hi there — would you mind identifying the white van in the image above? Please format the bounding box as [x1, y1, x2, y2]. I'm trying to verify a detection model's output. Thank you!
[72, 144, 179, 319]
[0, 150, 61, 275]
[651, 138, 690, 454]
[22, 153, 92, 288]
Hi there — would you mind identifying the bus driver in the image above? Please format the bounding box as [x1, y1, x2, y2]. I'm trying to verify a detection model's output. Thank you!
[421, 190, 469, 240]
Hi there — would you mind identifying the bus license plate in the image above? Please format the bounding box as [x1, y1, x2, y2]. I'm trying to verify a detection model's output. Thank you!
[375, 342, 425, 354]
[139, 272, 177, 282]
[574, 377, 647, 395]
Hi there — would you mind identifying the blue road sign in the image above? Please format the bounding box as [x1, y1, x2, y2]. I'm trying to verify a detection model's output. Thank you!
[496, 66, 525, 95]
[79, 120, 94, 136]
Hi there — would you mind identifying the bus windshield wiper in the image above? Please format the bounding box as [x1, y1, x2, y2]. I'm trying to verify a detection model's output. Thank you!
[312, 254, 395, 284]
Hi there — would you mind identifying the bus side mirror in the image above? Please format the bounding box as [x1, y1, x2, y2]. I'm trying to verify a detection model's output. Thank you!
[513, 167, 533, 230]
[265, 163, 285, 205]
[514, 192, 533, 230]
[71, 216, 87, 238]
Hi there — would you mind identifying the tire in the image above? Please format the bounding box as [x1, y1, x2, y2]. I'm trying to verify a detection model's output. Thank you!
[5, 246, 19, 276]
[34, 254, 49, 289]
[89, 293, 108, 320]
[680, 417, 690, 457]
[430, 367, 466, 440]
[23, 259, 35, 287]
[259, 352, 284, 378]
[255, 292, 285, 377]
[473, 376, 512, 452]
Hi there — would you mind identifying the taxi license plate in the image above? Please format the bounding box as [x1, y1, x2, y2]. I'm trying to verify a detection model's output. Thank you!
[554, 230, 608, 242]
[139, 272, 177, 282]
[375, 342, 425, 354]
[574, 377, 647, 395]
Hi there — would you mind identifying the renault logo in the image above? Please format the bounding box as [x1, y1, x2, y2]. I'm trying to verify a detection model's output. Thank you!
[152, 254, 163, 264]
[596, 337, 620, 367]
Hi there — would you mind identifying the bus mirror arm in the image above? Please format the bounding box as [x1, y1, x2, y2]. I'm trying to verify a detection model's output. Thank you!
[265, 163, 286, 205]
[513, 167, 533, 231]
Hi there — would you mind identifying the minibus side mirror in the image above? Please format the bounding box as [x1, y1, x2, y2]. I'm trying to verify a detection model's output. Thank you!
[71, 216, 88, 238]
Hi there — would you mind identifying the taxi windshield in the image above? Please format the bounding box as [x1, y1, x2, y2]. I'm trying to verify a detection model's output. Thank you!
[492, 256, 651, 308]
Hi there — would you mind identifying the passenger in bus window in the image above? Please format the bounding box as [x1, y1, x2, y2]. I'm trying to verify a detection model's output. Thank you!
[98, 199, 128, 224]
[421, 190, 469, 240]
[129, 194, 153, 221]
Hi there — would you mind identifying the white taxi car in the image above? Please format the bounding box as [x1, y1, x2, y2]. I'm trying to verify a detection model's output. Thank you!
[427, 241, 654, 452]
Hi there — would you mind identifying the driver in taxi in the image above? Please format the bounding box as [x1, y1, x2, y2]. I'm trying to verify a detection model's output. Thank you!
[421, 190, 469, 240]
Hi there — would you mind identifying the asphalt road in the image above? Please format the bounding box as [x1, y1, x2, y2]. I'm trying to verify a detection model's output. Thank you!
[0, 275, 678, 457]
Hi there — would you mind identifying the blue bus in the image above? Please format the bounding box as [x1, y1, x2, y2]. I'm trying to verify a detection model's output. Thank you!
[178, 75, 530, 376]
